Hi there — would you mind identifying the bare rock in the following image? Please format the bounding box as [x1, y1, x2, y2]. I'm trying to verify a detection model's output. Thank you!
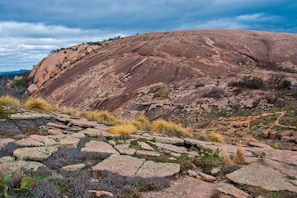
[226, 163, 297, 193]
[0, 156, 44, 173]
[81, 128, 116, 138]
[137, 160, 180, 178]
[216, 183, 250, 198]
[155, 142, 188, 154]
[69, 119, 98, 128]
[114, 144, 136, 155]
[153, 136, 184, 145]
[13, 146, 58, 161]
[92, 155, 144, 177]
[136, 150, 161, 157]
[142, 176, 217, 198]
[61, 163, 86, 171]
[0, 138, 15, 149]
[138, 141, 155, 151]
[81, 140, 119, 156]
[196, 171, 217, 182]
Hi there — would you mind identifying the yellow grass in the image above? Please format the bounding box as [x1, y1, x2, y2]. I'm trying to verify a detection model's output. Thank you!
[0, 95, 20, 107]
[133, 115, 151, 131]
[233, 146, 248, 165]
[108, 124, 137, 135]
[59, 106, 80, 117]
[151, 119, 191, 137]
[23, 98, 52, 113]
[222, 153, 235, 168]
[81, 110, 119, 126]
[205, 132, 226, 144]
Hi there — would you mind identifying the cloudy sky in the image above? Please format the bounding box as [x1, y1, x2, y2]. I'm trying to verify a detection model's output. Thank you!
[0, 0, 296, 72]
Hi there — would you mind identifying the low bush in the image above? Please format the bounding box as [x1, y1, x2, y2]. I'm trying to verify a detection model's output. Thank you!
[23, 98, 52, 113]
[81, 110, 119, 126]
[108, 124, 138, 135]
[0, 95, 20, 107]
[229, 76, 265, 89]
[150, 119, 191, 137]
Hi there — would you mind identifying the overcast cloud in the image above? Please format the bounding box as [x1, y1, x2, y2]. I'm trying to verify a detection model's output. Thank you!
[0, 0, 296, 72]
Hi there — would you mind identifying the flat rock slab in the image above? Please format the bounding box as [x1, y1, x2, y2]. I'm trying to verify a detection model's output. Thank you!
[13, 146, 58, 161]
[226, 163, 297, 193]
[138, 141, 155, 151]
[92, 155, 144, 177]
[114, 144, 136, 155]
[137, 161, 180, 178]
[69, 119, 98, 128]
[0, 156, 44, 173]
[0, 138, 14, 148]
[155, 142, 188, 154]
[142, 176, 217, 198]
[61, 163, 86, 171]
[81, 140, 119, 156]
[215, 183, 250, 198]
[81, 128, 116, 138]
[153, 136, 184, 145]
[10, 112, 53, 120]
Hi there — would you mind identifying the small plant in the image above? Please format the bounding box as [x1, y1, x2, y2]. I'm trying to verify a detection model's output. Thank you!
[0, 106, 10, 119]
[0, 173, 34, 197]
[81, 110, 119, 126]
[205, 132, 226, 143]
[108, 124, 138, 135]
[254, 151, 266, 163]
[233, 146, 247, 165]
[198, 148, 221, 164]
[23, 98, 52, 113]
[151, 119, 191, 137]
[59, 106, 80, 117]
[280, 79, 291, 89]
[0, 95, 20, 107]
[133, 115, 151, 131]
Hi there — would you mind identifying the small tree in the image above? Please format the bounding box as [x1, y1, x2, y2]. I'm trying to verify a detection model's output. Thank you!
[280, 79, 291, 89]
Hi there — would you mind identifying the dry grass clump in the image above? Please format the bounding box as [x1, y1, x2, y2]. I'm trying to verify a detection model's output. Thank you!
[81, 110, 119, 126]
[233, 146, 248, 165]
[133, 115, 151, 131]
[23, 97, 52, 113]
[150, 119, 191, 137]
[0, 95, 20, 107]
[222, 153, 235, 168]
[59, 106, 80, 117]
[205, 132, 226, 143]
[108, 124, 137, 135]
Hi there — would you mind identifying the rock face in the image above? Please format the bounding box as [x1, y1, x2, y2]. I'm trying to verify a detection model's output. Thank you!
[28, 30, 297, 120]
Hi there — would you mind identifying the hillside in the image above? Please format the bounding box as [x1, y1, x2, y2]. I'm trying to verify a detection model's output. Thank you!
[28, 30, 297, 120]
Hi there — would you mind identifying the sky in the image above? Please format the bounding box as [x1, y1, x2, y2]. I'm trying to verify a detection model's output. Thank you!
[0, 0, 297, 72]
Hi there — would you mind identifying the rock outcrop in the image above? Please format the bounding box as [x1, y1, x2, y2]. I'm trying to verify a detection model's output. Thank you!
[27, 30, 297, 120]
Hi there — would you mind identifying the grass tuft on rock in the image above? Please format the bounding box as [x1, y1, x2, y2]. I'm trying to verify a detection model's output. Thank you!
[133, 115, 151, 131]
[0, 95, 20, 107]
[205, 132, 226, 143]
[81, 110, 119, 126]
[151, 119, 191, 137]
[108, 124, 138, 135]
[23, 98, 52, 113]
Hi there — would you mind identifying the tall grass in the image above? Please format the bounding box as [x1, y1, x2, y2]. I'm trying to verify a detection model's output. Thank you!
[133, 115, 151, 131]
[23, 98, 52, 113]
[0, 95, 20, 107]
[204, 132, 226, 144]
[108, 124, 137, 135]
[81, 110, 119, 126]
[150, 119, 191, 137]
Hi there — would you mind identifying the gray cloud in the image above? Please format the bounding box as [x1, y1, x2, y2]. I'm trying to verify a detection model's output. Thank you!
[0, 0, 296, 71]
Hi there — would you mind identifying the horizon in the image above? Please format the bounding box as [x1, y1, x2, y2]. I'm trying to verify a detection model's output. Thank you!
[0, 0, 297, 72]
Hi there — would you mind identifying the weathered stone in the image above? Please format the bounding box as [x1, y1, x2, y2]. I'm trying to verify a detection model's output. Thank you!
[142, 176, 217, 198]
[92, 155, 144, 176]
[196, 171, 217, 182]
[69, 119, 98, 128]
[15, 136, 44, 147]
[136, 150, 161, 157]
[0, 156, 44, 173]
[114, 144, 136, 155]
[13, 146, 58, 161]
[47, 122, 69, 129]
[184, 138, 204, 148]
[60, 136, 80, 148]
[138, 141, 155, 151]
[0, 138, 15, 148]
[155, 142, 188, 154]
[153, 136, 184, 145]
[71, 132, 86, 138]
[82, 128, 117, 138]
[61, 164, 86, 171]
[47, 129, 63, 135]
[226, 163, 297, 192]
[88, 190, 113, 197]
[188, 170, 199, 178]
[81, 140, 119, 156]
[10, 112, 53, 120]
[137, 161, 180, 178]
[216, 183, 250, 198]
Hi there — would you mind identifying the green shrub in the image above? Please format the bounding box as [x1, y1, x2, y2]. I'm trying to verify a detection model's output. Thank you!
[0, 106, 10, 119]
[229, 76, 265, 89]
[280, 79, 291, 89]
